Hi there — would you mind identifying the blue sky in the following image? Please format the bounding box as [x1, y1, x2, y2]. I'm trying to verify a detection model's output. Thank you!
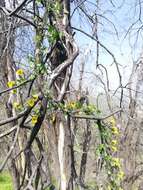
[71, 0, 143, 94]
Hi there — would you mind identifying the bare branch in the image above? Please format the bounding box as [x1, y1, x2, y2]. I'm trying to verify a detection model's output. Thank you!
[0, 79, 33, 96]
[0, 126, 17, 138]
[8, 0, 29, 16]
[72, 26, 122, 86]
[70, 109, 122, 121]
[0, 110, 27, 126]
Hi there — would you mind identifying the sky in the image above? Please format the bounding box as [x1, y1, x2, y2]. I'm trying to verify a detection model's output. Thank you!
[71, 0, 143, 96]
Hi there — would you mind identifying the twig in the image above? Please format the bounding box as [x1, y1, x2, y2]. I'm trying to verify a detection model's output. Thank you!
[0, 6, 36, 28]
[72, 27, 122, 85]
[8, 0, 29, 16]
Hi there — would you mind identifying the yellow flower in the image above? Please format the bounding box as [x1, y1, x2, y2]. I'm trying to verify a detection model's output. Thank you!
[66, 101, 76, 109]
[7, 81, 16, 88]
[27, 95, 38, 107]
[111, 126, 119, 135]
[111, 157, 121, 168]
[31, 115, 38, 124]
[108, 116, 116, 127]
[117, 170, 124, 180]
[111, 145, 117, 152]
[111, 140, 117, 146]
[16, 69, 24, 75]
[27, 98, 35, 107]
[13, 102, 21, 109]
[32, 94, 39, 101]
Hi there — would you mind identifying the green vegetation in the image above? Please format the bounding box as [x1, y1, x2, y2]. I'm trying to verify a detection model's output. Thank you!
[0, 171, 13, 190]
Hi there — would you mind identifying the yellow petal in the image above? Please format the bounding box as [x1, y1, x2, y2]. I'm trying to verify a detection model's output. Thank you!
[7, 81, 16, 88]
[111, 145, 117, 152]
[16, 69, 24, 75]
[111, 157, 121, 168]
[27, 99, 35, 107]
[117, 170, 124, 180]
[111, 126, 119, 135]
[111, 140, 117, 146]
[31, 115, 38, 124]
[32, 94, 39, 102]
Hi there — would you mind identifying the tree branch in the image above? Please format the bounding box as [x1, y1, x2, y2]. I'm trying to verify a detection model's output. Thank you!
[0, 126, 17, 138]
[70, 109, 122, 121]
[0, 79, 33, 96]
[8, 0, 29, 16]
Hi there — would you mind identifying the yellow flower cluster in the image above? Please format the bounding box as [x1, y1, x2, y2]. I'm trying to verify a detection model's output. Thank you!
[111, 126, 119, 135]
[111, 139, 118, 152]
[109, 116, 116, 127]
[31, 115, 38, 124]
[27, 94, 39, 107]
[66, 101, 77, 109]
[111, 139, 117, 146]
[106, 118, 124, 189]
[32, 94, 39, 101]
[111, 145, 117, 152]
[117, 170, 124, 180]
[7, 81, 16, 88]
[107, 116, 119, 135]
[27, 98, 35, 107]
[16, 69, 24, 76]
[111, 157, 121, 168]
